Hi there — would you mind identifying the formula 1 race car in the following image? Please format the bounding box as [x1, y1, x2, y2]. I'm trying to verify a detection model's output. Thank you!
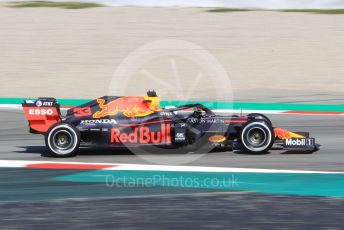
[22, 91, 318, 157]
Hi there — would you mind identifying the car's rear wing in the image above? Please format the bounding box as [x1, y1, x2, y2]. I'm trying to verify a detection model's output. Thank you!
[22, 98, 61, 134]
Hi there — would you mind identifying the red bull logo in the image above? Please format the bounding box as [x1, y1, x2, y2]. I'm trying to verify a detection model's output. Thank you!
[111, 123, 171, 144]
[93, 97, 161, 119]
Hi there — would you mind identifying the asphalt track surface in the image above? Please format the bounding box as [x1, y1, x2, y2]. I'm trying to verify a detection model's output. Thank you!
[1, 109, 344, 171]
[1, 109, 344, 229]
[1, 193, 344, 230]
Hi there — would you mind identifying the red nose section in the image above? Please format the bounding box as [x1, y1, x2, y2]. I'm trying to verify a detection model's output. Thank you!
[274, 127, 305, 140]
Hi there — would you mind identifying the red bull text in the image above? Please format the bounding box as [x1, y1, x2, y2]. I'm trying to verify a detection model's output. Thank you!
[111, 123, 171, 144]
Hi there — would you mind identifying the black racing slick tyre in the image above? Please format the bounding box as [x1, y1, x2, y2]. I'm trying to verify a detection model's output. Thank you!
[45, 123, 80, 157]
[240, 121, 274, 154]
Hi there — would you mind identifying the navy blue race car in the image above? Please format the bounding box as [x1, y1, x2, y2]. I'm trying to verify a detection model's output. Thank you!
[22, 91, 318, 157]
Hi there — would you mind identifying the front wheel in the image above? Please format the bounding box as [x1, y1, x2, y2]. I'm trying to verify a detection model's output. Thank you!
[240, 121, 274, 154]
[247, 113, 272, 126]
[45, 123, 80, 157]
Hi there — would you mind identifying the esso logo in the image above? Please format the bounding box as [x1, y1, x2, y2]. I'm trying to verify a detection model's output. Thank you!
[29, 108, 54, 116]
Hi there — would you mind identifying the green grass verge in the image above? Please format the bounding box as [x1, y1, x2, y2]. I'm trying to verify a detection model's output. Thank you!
[10, 1, 104, 9]
[281, 9, 344, 14]
[206, 8, 252, 13]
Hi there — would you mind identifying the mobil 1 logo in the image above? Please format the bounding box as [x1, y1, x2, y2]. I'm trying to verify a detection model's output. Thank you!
[283, 138, 315, 150]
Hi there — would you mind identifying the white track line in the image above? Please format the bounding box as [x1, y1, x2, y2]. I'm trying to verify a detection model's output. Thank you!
[212, 109, 287, 115]
[0, 104, 21, 109]
[0, 160, 343, 174]
[1, 104, 343, 115]
[0, 104, 287, 114]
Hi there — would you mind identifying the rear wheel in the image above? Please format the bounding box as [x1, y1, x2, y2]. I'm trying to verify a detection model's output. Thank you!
[45, 123, 80, 157]
[240, 121, 274, 154]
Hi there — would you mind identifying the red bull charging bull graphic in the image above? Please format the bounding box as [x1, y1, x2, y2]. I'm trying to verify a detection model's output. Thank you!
[93, 96, 161, 119]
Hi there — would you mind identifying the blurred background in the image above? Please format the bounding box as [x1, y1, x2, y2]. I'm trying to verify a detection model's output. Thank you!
[1, 1, 344, 229]
[1, 0, 344, 103]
